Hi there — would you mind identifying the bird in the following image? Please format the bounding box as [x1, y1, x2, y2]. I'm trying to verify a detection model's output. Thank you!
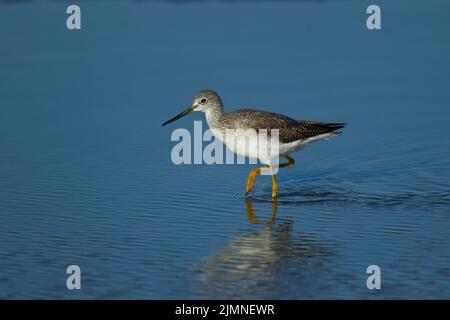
[162, 89, 346, 199]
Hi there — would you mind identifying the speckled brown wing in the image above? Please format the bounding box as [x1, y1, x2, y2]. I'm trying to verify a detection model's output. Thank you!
[285, 120, 346, 143]
[219, 109, 345, 143]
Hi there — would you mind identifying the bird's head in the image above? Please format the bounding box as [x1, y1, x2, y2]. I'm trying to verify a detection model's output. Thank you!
[162, 89, 223, 126]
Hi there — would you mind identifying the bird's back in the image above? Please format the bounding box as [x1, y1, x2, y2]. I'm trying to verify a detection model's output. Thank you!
[219, 108, 345, 143]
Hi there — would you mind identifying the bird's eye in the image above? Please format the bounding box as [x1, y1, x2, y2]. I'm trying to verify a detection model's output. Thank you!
[200, 98, 207, 104]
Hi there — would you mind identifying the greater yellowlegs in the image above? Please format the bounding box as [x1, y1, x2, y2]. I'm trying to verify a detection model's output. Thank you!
[162, 90, 346, 199]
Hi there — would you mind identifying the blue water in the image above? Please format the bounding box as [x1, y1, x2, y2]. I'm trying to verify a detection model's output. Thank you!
[0, 0, 449, 299]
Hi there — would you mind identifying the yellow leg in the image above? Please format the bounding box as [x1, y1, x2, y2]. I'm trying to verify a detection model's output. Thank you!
[271, 168, 278, 199]
[246, 166, 270, 194]
[270, 156, 295, 199]
[279, 155, 295, 169]
[245, 156, 296, 198]
[245, 168, 259, 194]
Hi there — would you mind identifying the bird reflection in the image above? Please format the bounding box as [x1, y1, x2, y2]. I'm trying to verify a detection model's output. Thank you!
[196, 200, 332, 299]
[245, 199, 277, 227]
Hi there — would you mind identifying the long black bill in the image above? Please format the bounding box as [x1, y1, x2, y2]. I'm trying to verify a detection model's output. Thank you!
[162, 105, 195, 126]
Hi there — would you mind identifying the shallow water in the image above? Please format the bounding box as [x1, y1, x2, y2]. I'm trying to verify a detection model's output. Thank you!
[0, 0, 449, 299]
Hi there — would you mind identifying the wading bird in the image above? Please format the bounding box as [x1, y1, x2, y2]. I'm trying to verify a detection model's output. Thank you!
[163, 90, 345, 199]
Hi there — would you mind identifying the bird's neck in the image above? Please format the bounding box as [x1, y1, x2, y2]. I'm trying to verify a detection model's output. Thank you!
[204, 107, 225, 129]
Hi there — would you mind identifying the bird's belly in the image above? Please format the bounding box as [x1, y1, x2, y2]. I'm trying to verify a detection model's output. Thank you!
[211, 128, 280, 163]
[210, 128, 335, 164]
[229, 134, 261, 160]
